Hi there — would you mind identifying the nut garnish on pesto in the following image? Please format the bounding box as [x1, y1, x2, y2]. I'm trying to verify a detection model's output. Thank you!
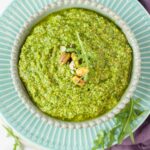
[19, 8, 132, 121]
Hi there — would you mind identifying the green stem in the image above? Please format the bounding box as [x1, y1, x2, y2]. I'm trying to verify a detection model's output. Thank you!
[4, 126, 23, 150]
[76, 31, 89, 81]
[118, 99, 134, 143]
[76, 31, 89, 68]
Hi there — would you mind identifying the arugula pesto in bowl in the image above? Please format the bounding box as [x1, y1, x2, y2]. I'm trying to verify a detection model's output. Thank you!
[18, 8, 132, 122]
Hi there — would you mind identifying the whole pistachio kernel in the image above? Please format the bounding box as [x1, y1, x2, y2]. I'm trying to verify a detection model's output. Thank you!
[60, 52, 71, 65]
[76, 67, 89, 77]
[72, 76, 85, 87]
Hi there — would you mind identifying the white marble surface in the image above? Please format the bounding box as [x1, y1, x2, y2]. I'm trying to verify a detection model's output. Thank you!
[0, 118, 38, 150]
[0, 0, 12, 15]
[0, 119, 35, 150]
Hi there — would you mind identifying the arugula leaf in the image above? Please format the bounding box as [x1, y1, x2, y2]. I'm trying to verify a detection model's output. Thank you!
[4, 126, 23, 150]
[118, 99, 134, 144]
[76, 31, 90, 81]
[93, 131, 105, 150]
[107, 126, 118, 148]
[93, 98, 148, 150]
[129, 127, 135, 144]
[65, 48, 76, 53]
[76, 31, 89, 68]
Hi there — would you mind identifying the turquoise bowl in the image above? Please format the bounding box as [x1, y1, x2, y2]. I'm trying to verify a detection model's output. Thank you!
[11, 0, 141, 129]
[0, 0, 150, 149]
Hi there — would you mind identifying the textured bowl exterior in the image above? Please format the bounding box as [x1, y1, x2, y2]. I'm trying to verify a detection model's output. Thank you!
[0, 0, 150, 149]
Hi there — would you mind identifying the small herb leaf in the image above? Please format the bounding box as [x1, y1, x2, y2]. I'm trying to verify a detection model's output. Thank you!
[93, 98, 148, 149]
[4, 126, 23, 150]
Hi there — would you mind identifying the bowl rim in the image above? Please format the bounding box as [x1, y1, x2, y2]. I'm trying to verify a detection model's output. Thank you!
[10, 0, 141, 129]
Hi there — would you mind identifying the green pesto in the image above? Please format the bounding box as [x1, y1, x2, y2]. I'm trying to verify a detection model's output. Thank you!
[18, 8, 132, 122]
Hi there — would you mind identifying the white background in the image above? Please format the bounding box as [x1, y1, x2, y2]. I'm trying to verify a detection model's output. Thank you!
[0, 0, 33, 149]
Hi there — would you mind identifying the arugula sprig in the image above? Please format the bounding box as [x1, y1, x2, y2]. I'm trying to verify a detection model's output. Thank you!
[4, 126, 23, 150]
[76, 31, 89, 68]
[118, 98, 135, 144]
[93, 98, 149, 150]
[76, 31, 90, 81]
[93, 131, 105, 150]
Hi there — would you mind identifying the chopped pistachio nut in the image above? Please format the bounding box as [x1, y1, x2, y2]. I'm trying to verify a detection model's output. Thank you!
[76, 67, 89, 77]
[71, 53, 79, 68]
[60, 52, 71, 65]
[69, 61, 76, 74]
[72, 76, 85, 87]
[60, 46, 66, 52]
[69, 61, 75, 71]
